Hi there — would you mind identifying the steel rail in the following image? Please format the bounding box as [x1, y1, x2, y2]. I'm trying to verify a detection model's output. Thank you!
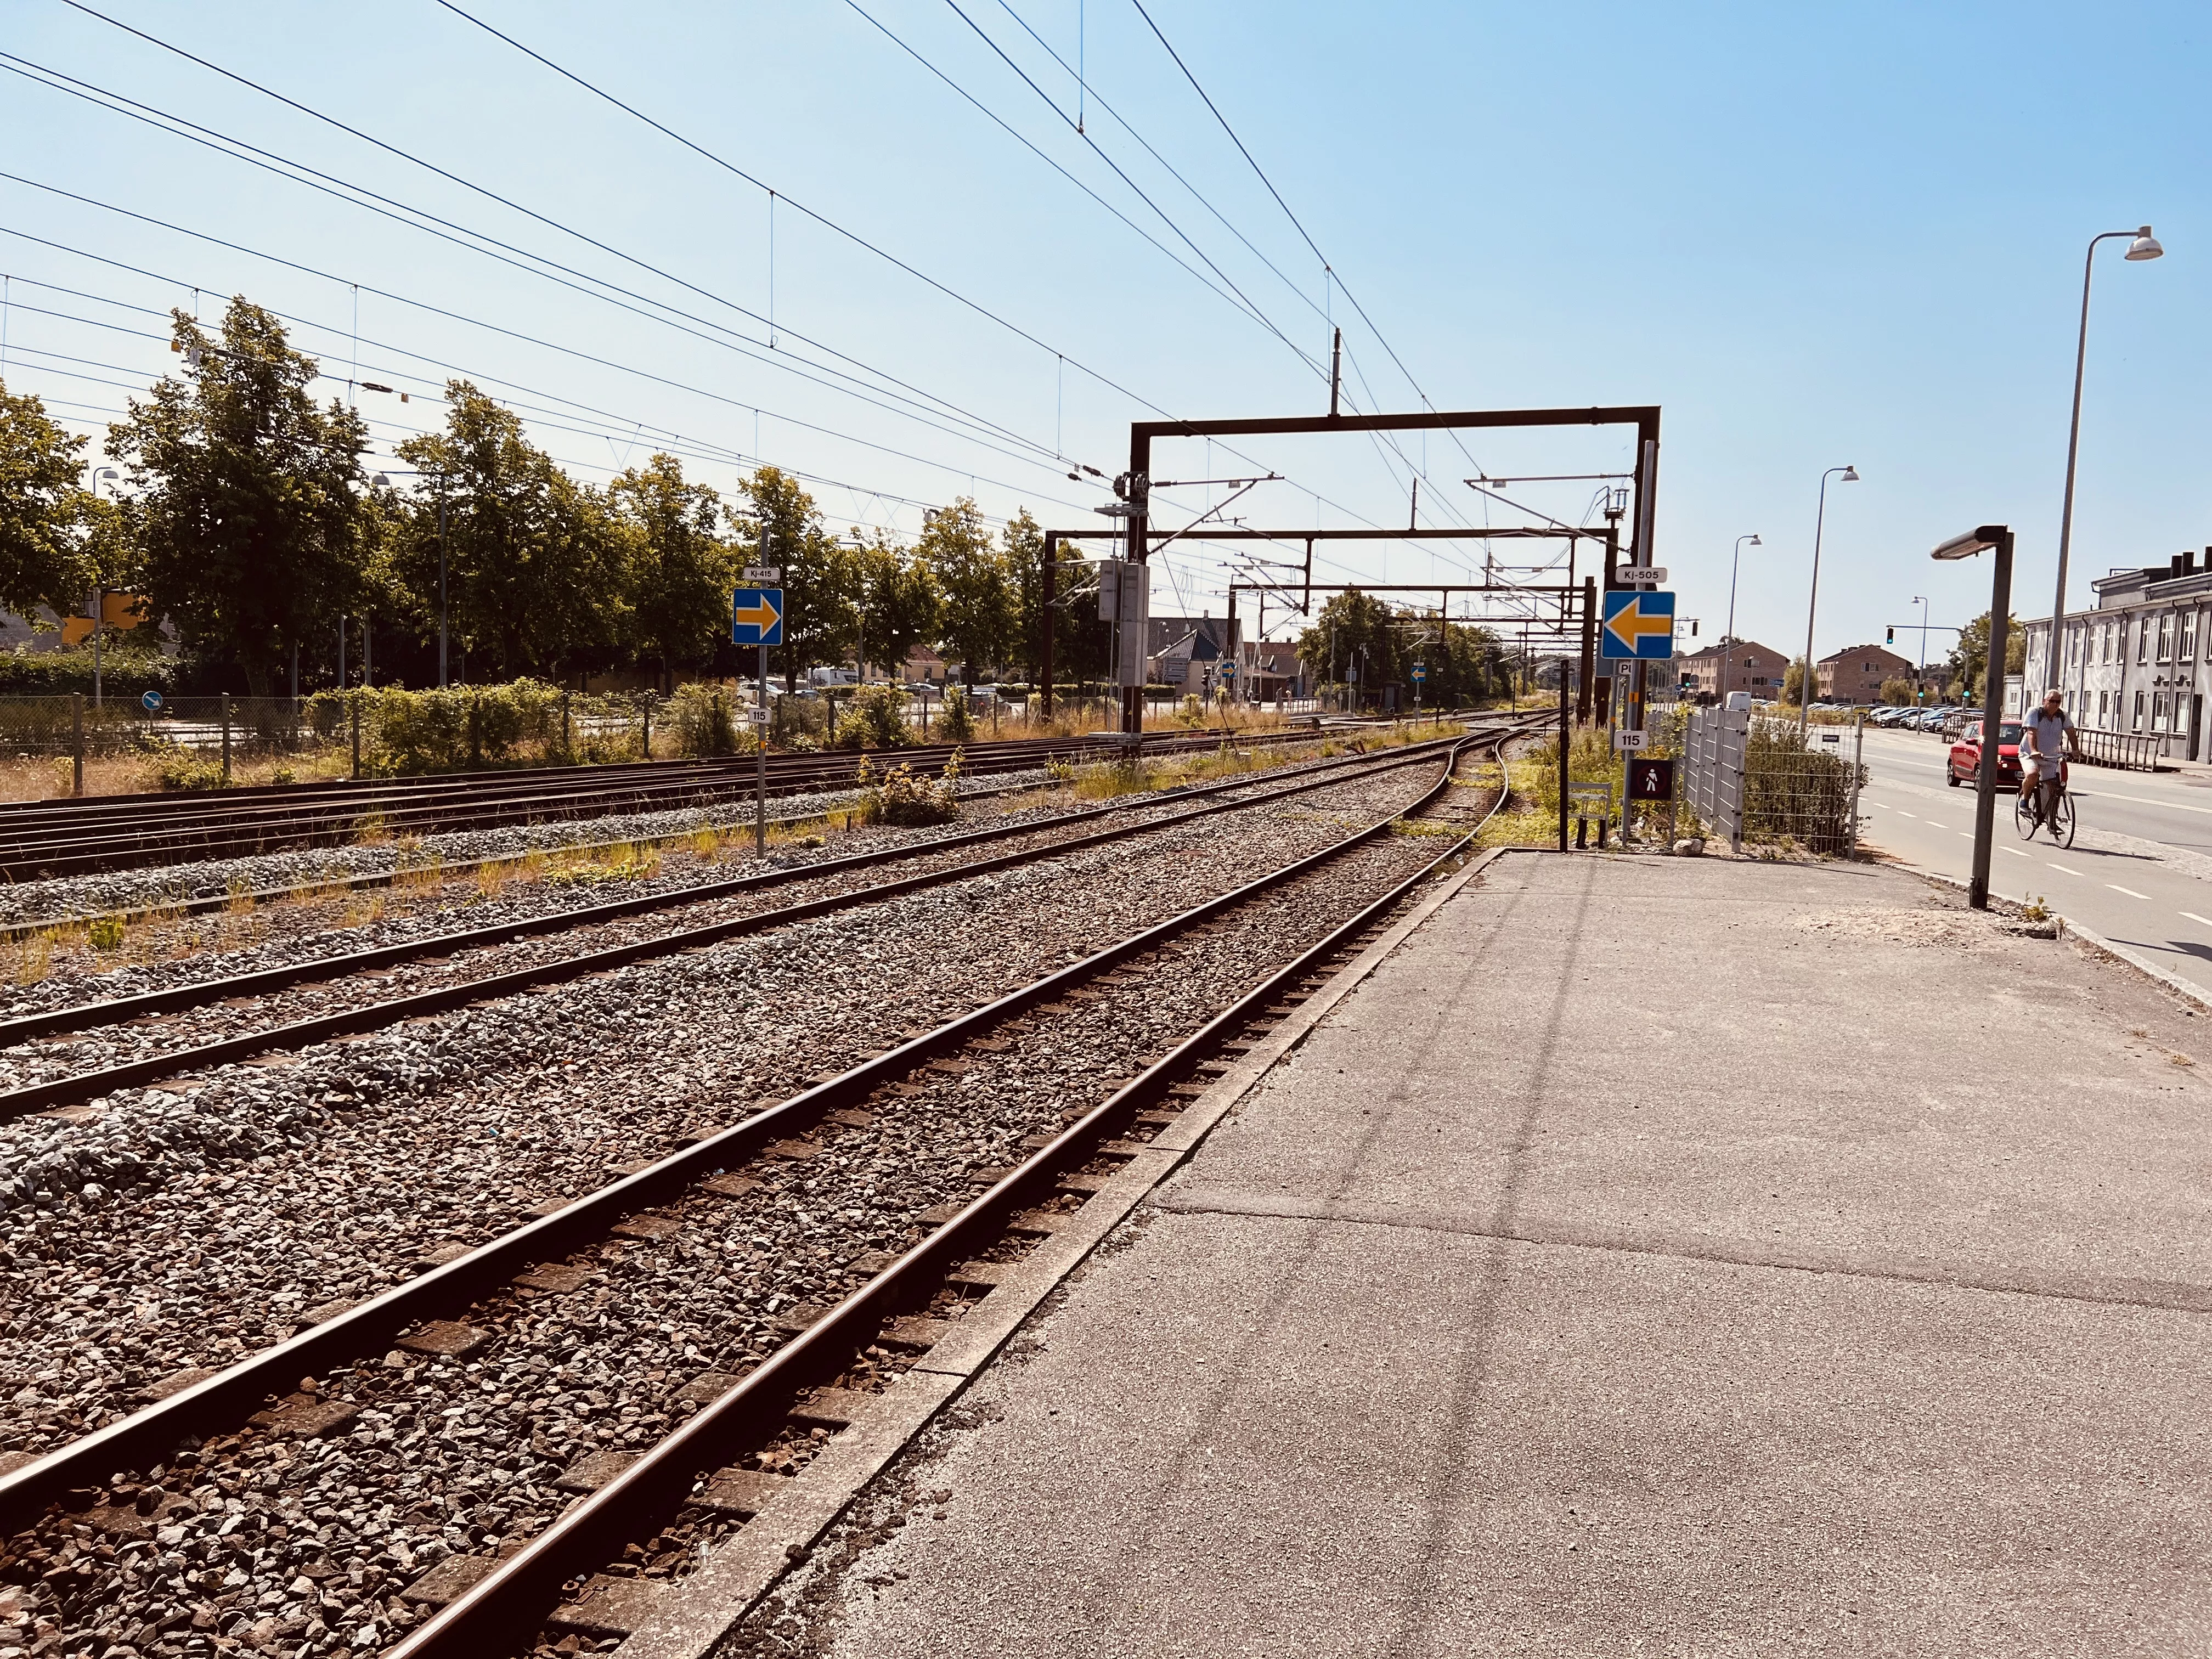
[0, 723, 1371, 879]
[390, 732, 1519, 1653]
[0, 731, 1531, 1119]
[0, 732, 1493, 1527]
[0, 725, 1291, 884]
[0, 732, 1489, 1045]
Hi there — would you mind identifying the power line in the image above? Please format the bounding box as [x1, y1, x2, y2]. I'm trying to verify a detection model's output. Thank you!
[0, 53, 1064, 472]
[837, 0, 1318, 374]
[427, 0, 1189, 430]
[0, 214, 1089, 511]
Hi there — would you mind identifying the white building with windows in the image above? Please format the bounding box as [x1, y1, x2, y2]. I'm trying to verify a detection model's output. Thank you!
[2018, 550, 2212, 760]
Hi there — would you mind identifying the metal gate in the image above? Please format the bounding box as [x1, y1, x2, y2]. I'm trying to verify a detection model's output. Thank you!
[1685, 705, 1748, 850]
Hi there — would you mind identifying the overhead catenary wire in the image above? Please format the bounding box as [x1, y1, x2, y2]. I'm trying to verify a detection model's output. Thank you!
[0, 57, 1068, 474]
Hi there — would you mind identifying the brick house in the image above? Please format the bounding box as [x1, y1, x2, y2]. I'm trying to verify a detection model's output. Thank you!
[1817, 644, 1913, 704]
[1679, 638, 1788, 703]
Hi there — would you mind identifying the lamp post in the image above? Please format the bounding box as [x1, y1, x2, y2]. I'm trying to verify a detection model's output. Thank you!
[1724, 533, 1760, 702]
[1798, 465, 1859, 741]
[1911, 595, 1931, 704]
[2050, 225, 2163, 708]
[1932, 526, 2014, 909]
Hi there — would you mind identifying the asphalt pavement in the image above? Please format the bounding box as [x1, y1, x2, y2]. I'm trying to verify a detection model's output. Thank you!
[1856, 723, 2212, 1001]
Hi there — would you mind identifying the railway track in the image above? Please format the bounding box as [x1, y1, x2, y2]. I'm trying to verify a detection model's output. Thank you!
[0, 729, 1513, 1118]
[0, 724, 1527, 1656]
[0, 719, 1402, 884]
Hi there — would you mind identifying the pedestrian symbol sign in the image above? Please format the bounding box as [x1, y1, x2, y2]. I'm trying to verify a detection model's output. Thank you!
[731, 588, 785, 647]
[1600, 590, 1675, 660]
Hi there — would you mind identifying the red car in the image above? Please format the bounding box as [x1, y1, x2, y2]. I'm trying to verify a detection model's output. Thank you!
[1948, 719, 2022, 787]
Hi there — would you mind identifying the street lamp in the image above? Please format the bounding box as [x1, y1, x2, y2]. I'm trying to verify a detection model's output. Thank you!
[1933, 525, 2015, 909]
[2050, 225, 2163, 707]
[1724, 533, 1759, 702]
[1910, 595, 1931, 703]
[1798, 465, 1859, 741]
[374, 469, 450, 686]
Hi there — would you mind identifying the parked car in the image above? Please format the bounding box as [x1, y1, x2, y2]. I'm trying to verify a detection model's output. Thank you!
[1949, 719, 2023, 787]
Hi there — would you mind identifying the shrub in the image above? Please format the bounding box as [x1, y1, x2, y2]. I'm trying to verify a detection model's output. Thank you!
[150, 749, 224, 791]
[938, 686, 975, 743]
[859, 752, 962, 826]
[848, 684, 912, 750]
[668, 682, 742, 757]
[87, 914, 125, 951]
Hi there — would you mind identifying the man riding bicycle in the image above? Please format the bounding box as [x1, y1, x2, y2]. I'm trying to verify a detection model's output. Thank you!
[2018, 688, 2076, 832]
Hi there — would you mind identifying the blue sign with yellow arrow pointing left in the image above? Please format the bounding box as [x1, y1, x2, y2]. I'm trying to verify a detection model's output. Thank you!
[1600, 589, 1675, 660]
[731, 587, 785, 647]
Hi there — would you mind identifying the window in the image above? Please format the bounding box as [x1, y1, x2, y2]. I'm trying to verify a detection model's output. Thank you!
[2174, 696, 2190, 735]
[2134, 690, 2147, 731]
[2140, 618, 2151, 664]
[2104, 620, 2115, 662]
[2158, 615, 2175, 663]
[2187, 611, 2200, 663]
[2098, 691, 2110, 725]
[2155, 692, 2169, 730]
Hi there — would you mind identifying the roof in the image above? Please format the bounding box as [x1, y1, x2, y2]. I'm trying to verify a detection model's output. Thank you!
[1156, 629, 1222, 662]
[1818, 644, 1910, 666]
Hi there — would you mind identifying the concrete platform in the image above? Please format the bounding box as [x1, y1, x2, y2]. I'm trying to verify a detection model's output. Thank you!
[773, 853, 2212, 1657]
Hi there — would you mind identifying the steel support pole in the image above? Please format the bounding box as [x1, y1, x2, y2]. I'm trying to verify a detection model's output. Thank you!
[437, 493, 449, 690]
[1577, 575, 1597, 721]
[1040, 535, 1056, 717]
[1968, 531, 2016, 910]
[755, 640, 768, 857]
[70, 693, 83, 798]
[1558, 661, 1570, 853]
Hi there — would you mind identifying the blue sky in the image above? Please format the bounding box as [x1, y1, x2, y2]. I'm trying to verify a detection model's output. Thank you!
[1, 1, 2205, 663]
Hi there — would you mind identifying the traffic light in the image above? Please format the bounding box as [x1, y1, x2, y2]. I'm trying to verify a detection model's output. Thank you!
[1886, 627, 1894, 644]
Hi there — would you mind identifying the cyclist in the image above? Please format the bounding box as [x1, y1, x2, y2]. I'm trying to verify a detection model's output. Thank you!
[2018, 688, 2076, 833]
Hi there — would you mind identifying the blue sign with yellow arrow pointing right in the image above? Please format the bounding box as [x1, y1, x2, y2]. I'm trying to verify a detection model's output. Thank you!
[1600, 589, 1675, 660]
[731, 588, 785, 647]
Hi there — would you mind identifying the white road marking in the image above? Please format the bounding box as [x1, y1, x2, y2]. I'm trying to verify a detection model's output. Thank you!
[2047, 864, 2084, 876]
[2108, 884, 2150, 899]
[2000, 847, 2030, 857]
[2073, 789, 2212, 817]
[2183, 913, 2212, 928]
[1895, 811, 1917, 820]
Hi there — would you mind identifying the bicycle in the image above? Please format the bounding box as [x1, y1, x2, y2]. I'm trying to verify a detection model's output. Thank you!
[2014, 761, 2075, 848]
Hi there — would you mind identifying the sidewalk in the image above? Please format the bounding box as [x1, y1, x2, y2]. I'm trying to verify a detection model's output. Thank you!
[759, 853, 2212, 1657]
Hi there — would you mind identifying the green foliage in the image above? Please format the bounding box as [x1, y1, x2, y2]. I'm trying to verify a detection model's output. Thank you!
[858, 751, 962, 826]
[922, 498, 1010, 684]
[847, 681, 911, 749]
[87, 915, 126, 951]
[850, 531, 939, 680]
[107, 301, 369, 695]
[741, 465, 849, 690]
[392, 382, 627, 682]
[612, 454, 737, 681]
[1879, 676, 1917, 706]
[151, 749, 224, 791]
[1296, 588, 1502, 707]
[0, 381, 91, 622]
[0, 646, 176, 696]
[303, 679, 632, 774]
[938, 685, 974, 742]
[667, 681, 742, 757]
[1950, 610, 2025, 699]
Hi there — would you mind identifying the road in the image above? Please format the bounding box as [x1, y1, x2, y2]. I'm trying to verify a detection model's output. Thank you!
[1855, 723, 2212, 1000]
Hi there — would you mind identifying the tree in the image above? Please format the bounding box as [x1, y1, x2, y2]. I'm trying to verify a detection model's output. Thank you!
[1296, 589, 1404, 701]
[1950, 610, 2025, 701]
[106, 301, 369, 693]
[392, 382, 628, 682]
[849, 530, 938, 680]
[1782, 657, 1809, 705]
[612, 455, 736, 688]
[735, 466, 848, 690]
[922, 497, 1011, 684]
[1880, 676, 1917, 707]
[0, 381, 91, 624]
